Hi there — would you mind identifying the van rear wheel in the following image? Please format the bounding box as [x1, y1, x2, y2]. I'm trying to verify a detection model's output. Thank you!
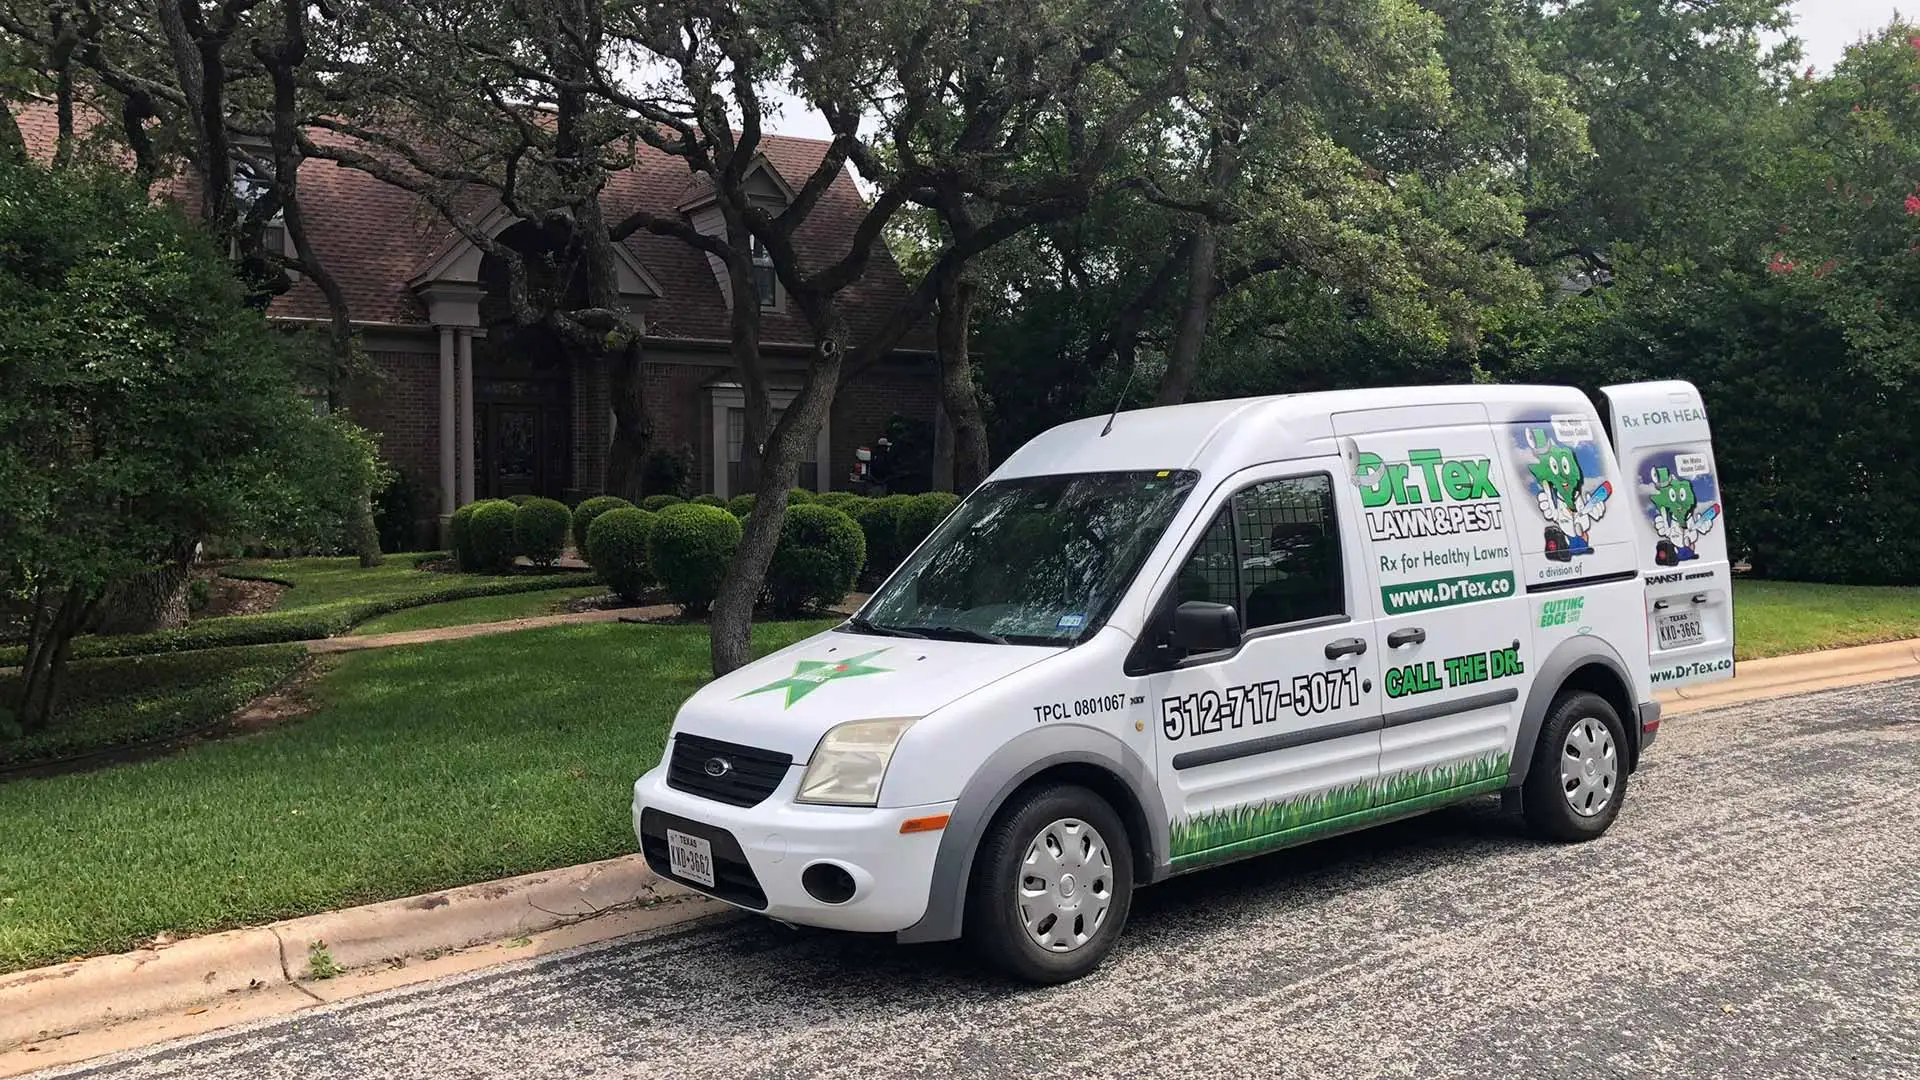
[965, 783, 1133, 984]
[1522, 690, 1630, 842]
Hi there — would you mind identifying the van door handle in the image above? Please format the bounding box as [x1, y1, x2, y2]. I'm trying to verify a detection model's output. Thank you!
[1690, 593, 1708, 604]
[1652, 600, 1670, 611]
[1386, 628, 1426, 649]
[1324, 637, 1368, 660]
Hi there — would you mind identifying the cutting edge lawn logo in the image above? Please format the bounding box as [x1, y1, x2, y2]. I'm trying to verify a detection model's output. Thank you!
[1539, 596, 1585, 627]
[1358, 449, 1504, 541]
[737, 648, 892, 707]
[1380, 570, 1515, 613]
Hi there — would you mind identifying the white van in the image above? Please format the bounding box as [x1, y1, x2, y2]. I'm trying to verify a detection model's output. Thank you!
[632, 381, 1735, 982]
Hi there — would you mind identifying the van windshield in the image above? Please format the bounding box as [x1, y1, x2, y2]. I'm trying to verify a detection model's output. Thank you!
[850, 470, 1199, 646]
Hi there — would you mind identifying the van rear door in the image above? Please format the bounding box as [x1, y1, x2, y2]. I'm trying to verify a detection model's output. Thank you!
[1599, 381, 1736, 688]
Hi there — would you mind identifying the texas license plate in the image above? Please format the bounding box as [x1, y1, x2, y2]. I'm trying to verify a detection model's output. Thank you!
[1656, 609, 1704, 650]
[666, 829, 715, 888]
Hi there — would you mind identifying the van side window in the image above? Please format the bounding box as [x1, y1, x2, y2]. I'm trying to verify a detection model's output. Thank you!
[1234, 475, 1344, 630]
[1174, 509, 1237, 608]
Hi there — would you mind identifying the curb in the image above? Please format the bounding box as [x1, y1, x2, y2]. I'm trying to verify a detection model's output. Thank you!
[1656, 638, 1920, 715]
[0, 855, 698, 1052]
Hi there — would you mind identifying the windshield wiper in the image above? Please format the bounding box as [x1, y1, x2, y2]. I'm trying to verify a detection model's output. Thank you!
[913, 625, 1010, 645]
[845, 616, 927, 639]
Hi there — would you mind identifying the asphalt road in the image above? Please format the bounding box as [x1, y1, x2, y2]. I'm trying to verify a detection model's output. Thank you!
[36, 678, 1920, 1080]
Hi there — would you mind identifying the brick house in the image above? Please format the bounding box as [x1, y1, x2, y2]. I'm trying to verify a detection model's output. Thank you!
[15, 104, 944, 542]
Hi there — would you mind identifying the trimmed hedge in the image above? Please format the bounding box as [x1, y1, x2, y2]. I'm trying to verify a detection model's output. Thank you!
[513, 497, 572, 567]
[726, 493, 757, 518]
[571, 495, 634, 554]
[449, 503, 481, 571]
[640, 494, 685, 512]
[691, 494, 726, 508]
[0, 572, 598, 665]
[815, 491, 865, 513]
[786, 487, 816, 505]
[768, 505, 867, 614]
[648, 503, 743, 614]
[586, 507, 659, 602]
[899, 492, 960, 554]
[850, 496, 908, 580]
[467, 500, 519, 571]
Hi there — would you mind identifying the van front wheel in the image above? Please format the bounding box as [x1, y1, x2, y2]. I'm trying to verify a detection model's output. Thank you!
[965, 783, 1134, 984]
[1522, 690, 1630, 842]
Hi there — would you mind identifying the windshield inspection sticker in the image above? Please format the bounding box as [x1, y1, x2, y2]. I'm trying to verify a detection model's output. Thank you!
[1056, 613, 1086, 630]
[737, 649, 892, 708]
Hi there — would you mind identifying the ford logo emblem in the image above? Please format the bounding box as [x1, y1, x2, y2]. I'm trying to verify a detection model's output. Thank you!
[703, 757, 732, 778]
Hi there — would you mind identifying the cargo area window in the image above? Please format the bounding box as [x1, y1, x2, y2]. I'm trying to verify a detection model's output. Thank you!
[1171, 473, 1345, 634]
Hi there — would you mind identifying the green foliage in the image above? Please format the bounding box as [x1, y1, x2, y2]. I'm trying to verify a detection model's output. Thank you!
[570, 496, 634, 554]
[373, 471, 434, 555]
[691, 494, 726, 508]
[640, 495, 685, 512]
[647, 504, 743, 615]
[815, 492, 866, 513]
[767, 505, 867, 614]
[726, 493, 757, 518]
[512, 498, 571, 567]
[504, 495, 532, 507]
[585, 507, 659, 602]
[786, 488, 816, 505]
[850, 496, 909, 582]
[449, 503, 481, 572]
[640, 446, 694, 498]
[897, 492, 960, 555]
[465, 501, 519, 572]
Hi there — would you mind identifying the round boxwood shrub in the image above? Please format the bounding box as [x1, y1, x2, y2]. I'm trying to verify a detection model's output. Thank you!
[466, 499, 520, 571]
[692, 493, 726, 507]
[586, 507, 659, 602]
[852, 494, 915, 578]
[449, 502, 481, 571]
[787, 487, 816, 505]
[571, 495, 633, 553]
[726, 493, 757, 518]
[648, 503, 743, 614]
[815, 491, 864, 513]
[505, 494, 532, 506]
[513, 497, 571, 566]
[898, 492, 960, 554]
[767, 505, 867, 614]
[640, 494, 684, 512]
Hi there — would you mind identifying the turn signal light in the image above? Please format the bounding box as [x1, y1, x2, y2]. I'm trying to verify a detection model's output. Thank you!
[899, 814, 950, 834]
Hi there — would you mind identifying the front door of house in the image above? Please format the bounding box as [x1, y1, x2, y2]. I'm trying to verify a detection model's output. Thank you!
[475, 372, 572, 501]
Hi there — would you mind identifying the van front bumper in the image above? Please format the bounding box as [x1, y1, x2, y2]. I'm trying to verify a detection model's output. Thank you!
[631, 766, 951, 934]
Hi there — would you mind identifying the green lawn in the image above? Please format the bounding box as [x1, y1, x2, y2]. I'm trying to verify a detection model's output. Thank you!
[0, 619, 833, 973]
[0, 557, 598, 664]
[350, 585, 611, 636]
[1734, 579, 1920, 660]
[0, 645, 307, 768]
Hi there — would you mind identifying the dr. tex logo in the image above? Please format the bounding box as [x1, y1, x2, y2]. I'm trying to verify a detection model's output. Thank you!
[1359, 449, 1504, 541]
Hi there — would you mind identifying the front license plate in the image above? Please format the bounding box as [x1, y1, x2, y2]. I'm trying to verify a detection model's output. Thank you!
[1656, 609, 1704, 650]
[666, 828, 715, 889]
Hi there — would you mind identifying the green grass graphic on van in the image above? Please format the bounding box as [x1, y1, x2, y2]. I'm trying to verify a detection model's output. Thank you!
[1380, 571, 1515, 614]
[1168, 753, 1512, 867]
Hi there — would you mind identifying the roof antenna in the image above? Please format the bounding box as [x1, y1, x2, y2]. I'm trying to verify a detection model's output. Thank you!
[1099, 360, 1138, 438]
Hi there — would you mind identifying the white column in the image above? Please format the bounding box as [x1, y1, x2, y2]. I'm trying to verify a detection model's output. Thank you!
[437, 326, 457, 520]
[457, 328, 477, 505]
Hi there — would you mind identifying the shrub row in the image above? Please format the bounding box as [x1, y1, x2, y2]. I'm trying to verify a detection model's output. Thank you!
[0, 572, 598, 665]
[451, 498, 572, 571]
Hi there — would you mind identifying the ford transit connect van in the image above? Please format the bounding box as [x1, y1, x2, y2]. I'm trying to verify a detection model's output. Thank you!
[633, 380, 1734, 982]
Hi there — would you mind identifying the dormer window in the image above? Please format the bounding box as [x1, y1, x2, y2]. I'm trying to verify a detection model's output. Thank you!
[750, 234, 777, 308]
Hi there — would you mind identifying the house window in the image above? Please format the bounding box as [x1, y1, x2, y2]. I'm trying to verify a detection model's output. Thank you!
[727, 407, 818, 494]
[749, 235, 777, 308]
[232, 163, 288, 260]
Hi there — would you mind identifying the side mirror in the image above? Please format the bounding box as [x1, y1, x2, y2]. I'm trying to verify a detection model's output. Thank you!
[1170, 600, 1240, 654]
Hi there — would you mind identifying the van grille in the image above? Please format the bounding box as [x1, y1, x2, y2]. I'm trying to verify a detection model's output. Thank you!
[666, 733, 793, 807]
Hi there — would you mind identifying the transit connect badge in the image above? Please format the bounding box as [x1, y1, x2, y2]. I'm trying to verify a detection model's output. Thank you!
[738, 649, 892, 707]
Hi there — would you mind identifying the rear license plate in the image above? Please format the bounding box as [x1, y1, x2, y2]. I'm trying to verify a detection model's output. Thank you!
[1656, 609, 1704, 650]
[666, 828, 715, 888]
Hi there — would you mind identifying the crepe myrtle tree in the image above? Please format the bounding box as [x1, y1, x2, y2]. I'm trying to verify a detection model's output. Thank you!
[0, 158, 383, 731]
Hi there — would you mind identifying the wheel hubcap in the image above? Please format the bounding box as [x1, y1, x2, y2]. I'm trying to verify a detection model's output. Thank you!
[1560, 716, 1618, 818]
[1017, 818, 1113, 953]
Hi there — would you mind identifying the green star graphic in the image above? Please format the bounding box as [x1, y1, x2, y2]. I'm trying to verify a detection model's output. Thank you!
[737, 649, 892, 707]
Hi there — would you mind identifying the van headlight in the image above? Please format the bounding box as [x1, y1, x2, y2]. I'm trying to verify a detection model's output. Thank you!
[796, 718, 917, 807]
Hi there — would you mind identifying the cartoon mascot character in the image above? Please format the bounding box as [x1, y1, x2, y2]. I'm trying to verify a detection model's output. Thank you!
[1648, 466, 1719, 566]
[1527, 428, 1611, 562]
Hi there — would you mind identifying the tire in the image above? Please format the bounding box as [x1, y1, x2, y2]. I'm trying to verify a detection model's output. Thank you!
[1523, 690, 1630, 842]
[964, 783, 1134, 984]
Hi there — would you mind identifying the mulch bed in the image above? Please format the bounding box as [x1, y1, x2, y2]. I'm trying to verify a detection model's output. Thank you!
[196, 571, 287, 619]
[560, 590, 657, 615]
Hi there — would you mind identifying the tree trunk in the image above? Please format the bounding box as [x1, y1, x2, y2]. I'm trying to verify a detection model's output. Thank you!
[90, 540, 197, 636]
[604, 342, 651, 501]
[0, 102, 26, 165]
[16, 585, 97, 732]
[353, 492, 383, 568]
[936, 273, 991, 493]
[708, 337, 845, 677]
[1154, 221, 1220, 406]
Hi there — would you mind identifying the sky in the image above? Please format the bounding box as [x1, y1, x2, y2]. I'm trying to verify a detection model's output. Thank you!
[748, 1, 1909, 140]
